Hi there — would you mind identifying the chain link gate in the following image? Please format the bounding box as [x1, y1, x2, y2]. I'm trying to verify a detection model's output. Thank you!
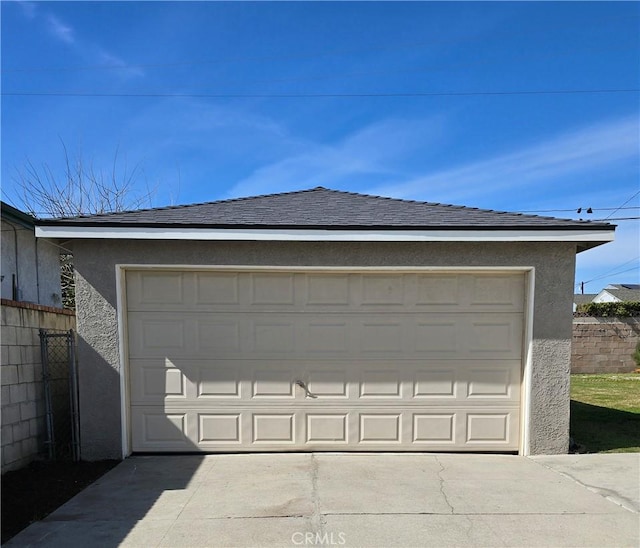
[39, 329, 80, 461]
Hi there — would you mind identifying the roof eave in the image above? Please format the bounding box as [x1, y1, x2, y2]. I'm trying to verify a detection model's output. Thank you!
[35, 225, 615, 247]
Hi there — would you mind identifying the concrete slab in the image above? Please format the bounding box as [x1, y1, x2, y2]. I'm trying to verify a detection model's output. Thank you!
[480, 513, 640, 547]
[178, 476, 314, 519]
[158, 517, 314, 548]
[5, 519, 174, 548]
[531, 453, 640, 513]
[6, 453, 640, 548]
[315, 453, 451, 514]
[322, 515, 503, 547]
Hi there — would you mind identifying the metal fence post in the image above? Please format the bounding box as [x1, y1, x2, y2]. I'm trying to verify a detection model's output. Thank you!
[40, 329, 55, 460]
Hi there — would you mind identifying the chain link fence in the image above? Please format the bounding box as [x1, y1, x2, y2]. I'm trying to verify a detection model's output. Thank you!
[39, 329, 80, 461]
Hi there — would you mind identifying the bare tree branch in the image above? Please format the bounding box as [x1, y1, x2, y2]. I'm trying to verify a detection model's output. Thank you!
[10, 141, 156, 308]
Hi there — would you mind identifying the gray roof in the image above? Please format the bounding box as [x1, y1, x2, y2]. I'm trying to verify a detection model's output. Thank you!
[573, 294, 597, 305]
[1, 201, 36, 229]
[36, 187, 614, 231]
[603, 284, 640, 302]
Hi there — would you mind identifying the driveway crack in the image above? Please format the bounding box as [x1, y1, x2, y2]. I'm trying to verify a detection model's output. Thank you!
[434, 455, 454, 514]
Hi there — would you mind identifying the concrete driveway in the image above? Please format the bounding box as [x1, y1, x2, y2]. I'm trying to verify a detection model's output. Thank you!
[7, 453, 639, 548]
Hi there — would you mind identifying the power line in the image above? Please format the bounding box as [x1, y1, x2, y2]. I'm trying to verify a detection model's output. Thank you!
[3, 88, 639, 99]
[590, 217, 640, 221]
[604, 189, 640, 220]
[519, 206, 640, 213]
[580, 266, 639, 287]
[578, 257, 640, 288]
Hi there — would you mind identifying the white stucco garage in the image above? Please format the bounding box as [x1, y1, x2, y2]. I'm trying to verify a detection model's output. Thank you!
[35, 187, 614, 458]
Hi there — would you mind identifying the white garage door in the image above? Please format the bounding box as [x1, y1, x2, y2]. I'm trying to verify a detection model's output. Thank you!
[125, 270, 525, 452]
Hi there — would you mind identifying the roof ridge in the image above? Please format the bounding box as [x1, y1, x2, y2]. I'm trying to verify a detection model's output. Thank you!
[47, 186, 328, 221]
[317, 187, 590, 224]
[41, 185, 611, 227]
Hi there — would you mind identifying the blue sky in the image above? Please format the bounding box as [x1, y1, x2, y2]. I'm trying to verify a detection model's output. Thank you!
[2, 1, 639, 294]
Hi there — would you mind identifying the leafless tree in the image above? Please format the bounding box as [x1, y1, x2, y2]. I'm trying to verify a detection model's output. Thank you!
[13, 141, 153, 218]
[10, 141, 155, 309]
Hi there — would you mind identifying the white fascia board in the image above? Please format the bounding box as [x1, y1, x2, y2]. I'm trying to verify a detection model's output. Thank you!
[35, 225, 615, 243]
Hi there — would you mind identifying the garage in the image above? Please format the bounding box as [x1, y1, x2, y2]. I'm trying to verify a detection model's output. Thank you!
[125, 268, 525, 452]
[36, 186, 614, 458]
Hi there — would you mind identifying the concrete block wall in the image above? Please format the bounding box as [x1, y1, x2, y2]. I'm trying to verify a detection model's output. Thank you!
[1, 299, 75, 473]
[571, 317, 640, 374]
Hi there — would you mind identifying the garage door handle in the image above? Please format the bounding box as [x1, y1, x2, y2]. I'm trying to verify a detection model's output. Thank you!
[294, 380, 318, 399]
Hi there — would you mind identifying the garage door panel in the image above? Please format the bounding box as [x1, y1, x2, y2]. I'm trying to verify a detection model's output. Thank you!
[413, 369, 457, 398]
[130, 359, 521, 406]
[128, 311, 522, 360]
[466, 412, 517, 445]
[126, 271, 525, 313]
[252, 369, 296, 398]
[466, 368, 514, 398]
[305, 274, 351, 305]
[359, 369, 402, 398]
[469, 274, 525, 311]
[126, 271, 187, 308]
[198, 321, 241, 352]
[250, 273, 295, 305]
[307, 369, 348, 397]
[126, 270, 524, 452]
[129, 360, 191, 403]
[306, 414, 349, 443]
[252, 413, 296, 443]
[130, 406, 521, 451]
[467, 316, 523, 356]
[198, 366, 241, 398]
[413, 413, 456, 443]
[195, 272, 240, 305]
[199, 414, 241, 444]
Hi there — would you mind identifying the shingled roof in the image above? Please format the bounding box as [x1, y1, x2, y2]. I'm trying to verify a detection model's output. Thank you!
[36, 187, 614, 231]
[602, 284, 640, 302]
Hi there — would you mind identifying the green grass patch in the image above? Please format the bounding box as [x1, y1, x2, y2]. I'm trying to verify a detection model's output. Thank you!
[571, 374, 640, 453]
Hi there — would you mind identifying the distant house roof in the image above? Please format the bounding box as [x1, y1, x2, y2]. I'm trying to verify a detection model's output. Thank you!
[34, 187, 615, 250]
[1, 201, 36, 229]
[601, 284, 640, 302]
[573, 294, 597, 306]
[36, 187, 614, 230]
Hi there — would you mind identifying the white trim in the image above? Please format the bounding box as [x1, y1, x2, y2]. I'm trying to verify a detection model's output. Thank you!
[116, 264, 536, 273]
[36, 225, 614, 243]
[115, 266, 131, 458]
[520, 268, 536, 456]
[115, 264, 534, 455]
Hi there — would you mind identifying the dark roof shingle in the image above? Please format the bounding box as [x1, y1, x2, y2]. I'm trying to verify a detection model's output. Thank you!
[36, 187, 614, 230]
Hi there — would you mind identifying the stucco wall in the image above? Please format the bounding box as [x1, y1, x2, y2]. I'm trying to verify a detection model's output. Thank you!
[572, 318, 640, 373]
[1, 300, 75, 473]
[1, 220, 62, 307]
[71, 239, 577, 458]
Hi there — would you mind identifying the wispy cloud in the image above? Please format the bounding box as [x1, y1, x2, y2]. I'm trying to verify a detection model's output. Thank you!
[97, 49, 145, 79]
[368, 115, 639, 205]
[25, 8, 144, 79]
[46, 14, 75, 44]
[225, 116, 448, 198]
[16, 1, 37, 19]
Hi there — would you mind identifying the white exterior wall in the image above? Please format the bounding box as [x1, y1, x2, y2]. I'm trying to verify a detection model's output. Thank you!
[1, 220, 62, 307]
[592, 290, 620, 303]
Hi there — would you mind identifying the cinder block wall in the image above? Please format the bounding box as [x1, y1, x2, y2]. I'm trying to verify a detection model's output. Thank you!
[1, 300, 75, 473]
[571, 317, 640, 374]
